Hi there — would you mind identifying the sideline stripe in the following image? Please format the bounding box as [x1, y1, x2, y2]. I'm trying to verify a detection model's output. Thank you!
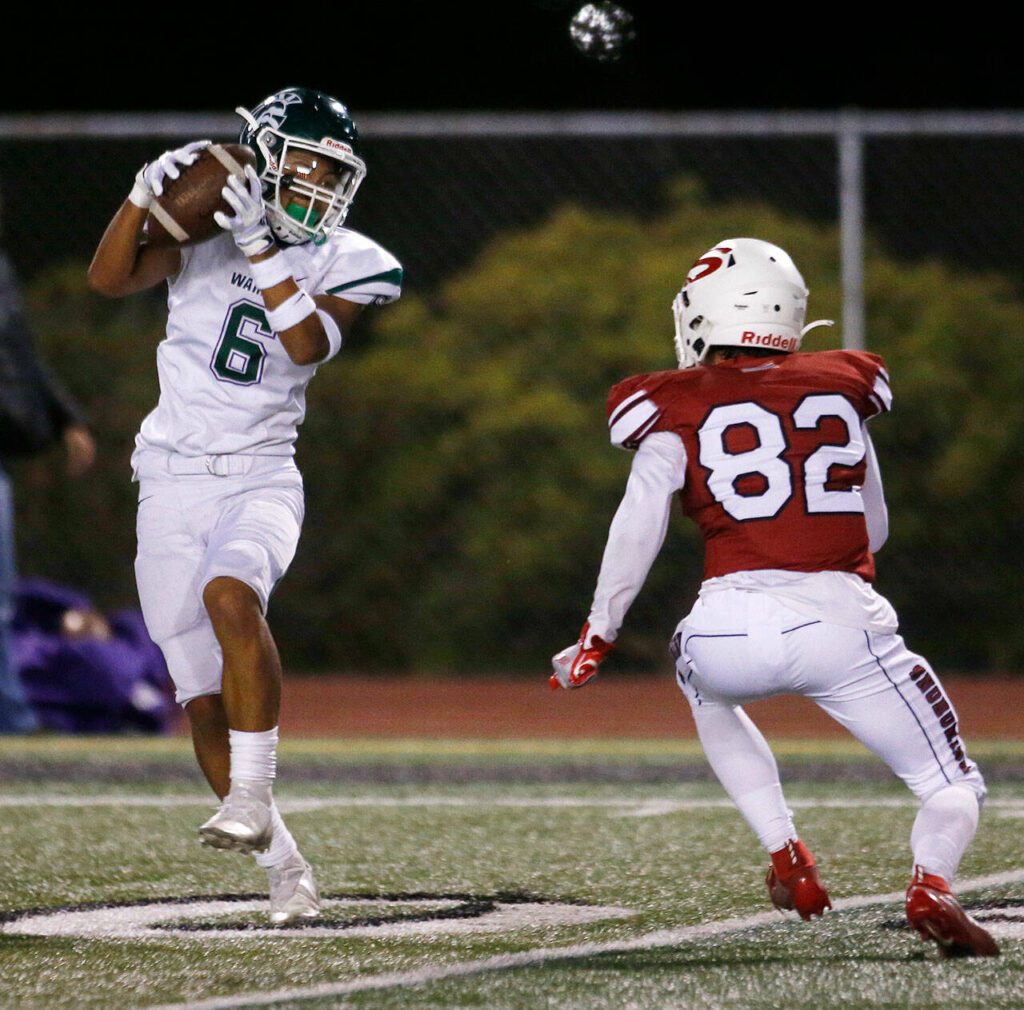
[145, 868, 1024, 1010]
[4, 793, 1024, 814]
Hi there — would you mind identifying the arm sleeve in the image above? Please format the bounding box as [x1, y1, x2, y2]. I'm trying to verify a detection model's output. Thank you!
[861, 428, 888, 552]
[586, 430, 687, 643]
[40, 359, 87, 430]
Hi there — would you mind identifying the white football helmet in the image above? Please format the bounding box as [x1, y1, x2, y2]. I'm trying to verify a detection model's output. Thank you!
[671, 238, 833, 368]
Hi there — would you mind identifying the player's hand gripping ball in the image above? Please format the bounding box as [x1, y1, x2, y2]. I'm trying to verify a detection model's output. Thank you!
[139, 143, 258, 247]
[569, 2, 635, 62]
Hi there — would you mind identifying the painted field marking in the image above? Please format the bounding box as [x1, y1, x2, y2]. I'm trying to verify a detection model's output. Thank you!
[142, 868, 1024, 1010]
[2, 897, 633, 942]
[5, 792, 1024, 816]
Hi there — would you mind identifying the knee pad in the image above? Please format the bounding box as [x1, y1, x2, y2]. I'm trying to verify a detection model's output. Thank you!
[158, 623, 224, 705]
[134, 552, 207, 645]
[913, 758, 983, 807]
[202, 540, 273, 613]
[918, 770, 988, 809]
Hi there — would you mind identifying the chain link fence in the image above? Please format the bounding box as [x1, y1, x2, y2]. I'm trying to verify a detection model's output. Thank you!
[2, 111, 1023, 672]
[3, 111, 1024, 318]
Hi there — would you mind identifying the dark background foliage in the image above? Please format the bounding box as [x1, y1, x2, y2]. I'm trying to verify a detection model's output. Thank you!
[14, 179, 1023, 673]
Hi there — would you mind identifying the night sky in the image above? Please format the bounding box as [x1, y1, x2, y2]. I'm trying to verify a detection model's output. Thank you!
[13, 5, 1022, 114]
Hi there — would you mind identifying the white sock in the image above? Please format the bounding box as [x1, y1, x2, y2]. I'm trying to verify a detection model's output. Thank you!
[734, 783, 798, 853]
[254, 801, 301, 869]
[229, 727, 279, 787]
[911, 784, 980, 883]
[692, 703, 796, 852]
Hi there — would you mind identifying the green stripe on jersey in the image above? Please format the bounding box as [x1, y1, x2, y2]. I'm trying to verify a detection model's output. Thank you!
[327, 267, 404, 294]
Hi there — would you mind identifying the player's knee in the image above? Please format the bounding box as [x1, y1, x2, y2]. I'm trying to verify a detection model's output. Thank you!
[954, 771, 988, 808]
[915, 769, 987, 808]
[202, 577, 263, 639]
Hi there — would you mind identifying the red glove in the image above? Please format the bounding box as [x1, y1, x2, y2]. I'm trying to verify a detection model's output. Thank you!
[550, 623, 616, 690]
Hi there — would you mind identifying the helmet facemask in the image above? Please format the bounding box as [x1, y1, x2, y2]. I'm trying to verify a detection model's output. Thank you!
[672, 287, 704, 368]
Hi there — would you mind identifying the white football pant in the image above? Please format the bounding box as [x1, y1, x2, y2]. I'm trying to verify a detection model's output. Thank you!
[674, 587, 985, 878]
[133, 454, 304, 705]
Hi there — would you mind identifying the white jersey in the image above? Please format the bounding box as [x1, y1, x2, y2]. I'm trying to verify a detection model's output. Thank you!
[133, 228, 402, 461]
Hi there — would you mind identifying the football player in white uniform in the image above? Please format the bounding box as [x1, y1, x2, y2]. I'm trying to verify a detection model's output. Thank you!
[88, 87, 402, 924]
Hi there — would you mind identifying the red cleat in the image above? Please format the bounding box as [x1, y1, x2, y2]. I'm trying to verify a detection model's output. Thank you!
[905, 866, 999, 958]
[766, 839, 832, 921]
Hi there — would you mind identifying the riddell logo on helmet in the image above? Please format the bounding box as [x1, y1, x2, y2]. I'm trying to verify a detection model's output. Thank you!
[322, 137, 353, 154]
[740, 331, 797, 351]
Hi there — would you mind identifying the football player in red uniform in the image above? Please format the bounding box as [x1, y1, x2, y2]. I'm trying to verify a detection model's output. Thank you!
[552, 238, 998, 957]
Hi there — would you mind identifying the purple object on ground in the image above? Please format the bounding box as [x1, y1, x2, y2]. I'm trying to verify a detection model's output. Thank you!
[10, 578, 174, 734]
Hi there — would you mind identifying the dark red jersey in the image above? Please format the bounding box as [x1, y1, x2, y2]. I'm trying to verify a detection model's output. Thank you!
[606, 350, 892, 581]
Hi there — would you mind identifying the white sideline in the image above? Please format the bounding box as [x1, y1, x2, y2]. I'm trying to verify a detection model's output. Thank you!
[3, 792, 1024, 816]
[144, 869, 1024, 1010]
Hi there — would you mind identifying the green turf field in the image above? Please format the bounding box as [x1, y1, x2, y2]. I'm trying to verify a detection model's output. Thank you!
[2, 738, 1023, 1009]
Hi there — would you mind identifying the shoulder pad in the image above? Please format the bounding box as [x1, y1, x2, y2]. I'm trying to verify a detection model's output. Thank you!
[839, 350, 892, 415]
[606, 371, 679, 449]
[322, 230, 404, 304]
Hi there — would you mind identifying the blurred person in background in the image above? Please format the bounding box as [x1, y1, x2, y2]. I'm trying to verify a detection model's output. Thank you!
[0, 185, 97, 734]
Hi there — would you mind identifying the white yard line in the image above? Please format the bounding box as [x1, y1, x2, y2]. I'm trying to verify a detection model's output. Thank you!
[143, 868, 1024, 1010]
[2, 792, 1024, 815]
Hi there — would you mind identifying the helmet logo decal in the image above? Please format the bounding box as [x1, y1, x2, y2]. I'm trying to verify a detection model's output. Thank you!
[252, 91, 304, 131]
[686, 246, 733, 285]
[740, 331, 799, 352]
[322, 137, 354, 154]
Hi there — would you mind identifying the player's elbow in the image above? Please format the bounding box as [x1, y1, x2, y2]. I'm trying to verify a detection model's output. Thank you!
[283, 346, 323, 367]
[86, 267, 121, 298]
[284, 338, 329, 367]
[281, 323, 331, 366]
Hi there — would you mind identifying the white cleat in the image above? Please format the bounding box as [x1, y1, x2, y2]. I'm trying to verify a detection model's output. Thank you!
[198, 782, 273, 854]
[269, 857, 320, 925]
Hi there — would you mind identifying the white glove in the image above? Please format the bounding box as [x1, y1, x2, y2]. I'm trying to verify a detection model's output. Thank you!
[128, 140, 210, 209]
[214, 165, 275, 258]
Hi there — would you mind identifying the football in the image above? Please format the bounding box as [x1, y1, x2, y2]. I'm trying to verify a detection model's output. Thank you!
[145, 143, 258, 247]
[569, 3, 635, 62]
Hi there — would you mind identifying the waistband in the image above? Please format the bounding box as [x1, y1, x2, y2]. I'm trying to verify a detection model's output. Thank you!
[132, 450, 298, 480]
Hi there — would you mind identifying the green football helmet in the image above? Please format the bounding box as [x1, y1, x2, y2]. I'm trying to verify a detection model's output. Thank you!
[236, 86, 367, 246]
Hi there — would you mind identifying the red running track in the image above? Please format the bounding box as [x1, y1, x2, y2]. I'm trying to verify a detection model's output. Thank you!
[189, 674, 1024, 739]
